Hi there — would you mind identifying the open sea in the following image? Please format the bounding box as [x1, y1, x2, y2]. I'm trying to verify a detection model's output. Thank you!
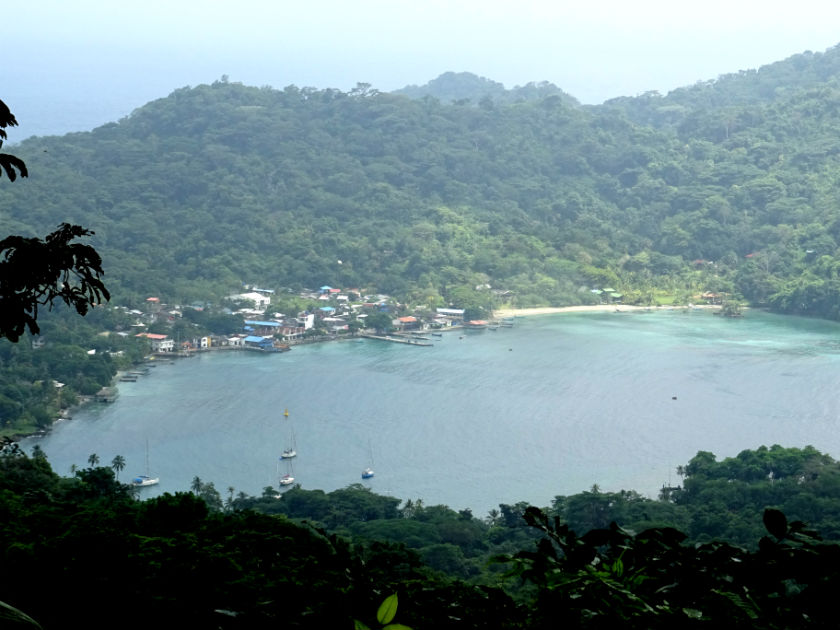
[21, 309, 840, 516]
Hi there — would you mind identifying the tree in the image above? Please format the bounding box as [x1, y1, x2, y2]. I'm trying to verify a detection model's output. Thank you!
[364, 311, 394, 333]
[111, 454, 126, 479]
[87, 453, 99, 467]
[0, 98, 109, 342]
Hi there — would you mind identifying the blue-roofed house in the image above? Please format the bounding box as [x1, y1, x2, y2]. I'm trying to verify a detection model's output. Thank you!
[244, 320, 282, 336]
[243, 336, 277, 351]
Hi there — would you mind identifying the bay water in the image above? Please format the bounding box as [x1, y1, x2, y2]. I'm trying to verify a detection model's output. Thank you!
[21, 310, 840, 516]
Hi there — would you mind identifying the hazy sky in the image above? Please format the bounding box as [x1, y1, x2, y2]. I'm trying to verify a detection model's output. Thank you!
[6, 0, 840, 138]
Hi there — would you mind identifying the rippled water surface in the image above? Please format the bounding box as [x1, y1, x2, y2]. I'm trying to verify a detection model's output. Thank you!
[23, 310, 840, 515]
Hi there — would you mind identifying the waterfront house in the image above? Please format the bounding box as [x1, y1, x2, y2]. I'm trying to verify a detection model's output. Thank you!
[397, 316, 420, 331]
[135, 332, 174, 353]
[243, 335, 278, 351]
[281, 325, 305, 339]
[296, 312, 315, 329]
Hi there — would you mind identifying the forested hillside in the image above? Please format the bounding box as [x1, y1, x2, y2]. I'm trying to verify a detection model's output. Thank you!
[4, 47, 840, 318]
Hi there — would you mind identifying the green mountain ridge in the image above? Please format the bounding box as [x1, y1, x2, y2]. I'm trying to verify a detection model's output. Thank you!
[3, 44, 840, 317]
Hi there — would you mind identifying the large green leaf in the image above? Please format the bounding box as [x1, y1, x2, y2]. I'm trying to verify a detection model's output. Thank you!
[376, 593, 399, 625]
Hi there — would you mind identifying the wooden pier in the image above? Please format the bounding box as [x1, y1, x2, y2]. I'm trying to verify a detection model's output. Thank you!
[361, 334, 433, 346]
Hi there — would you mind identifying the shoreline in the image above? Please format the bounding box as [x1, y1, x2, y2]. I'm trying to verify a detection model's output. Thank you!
[492, 303, 720, 319]
[15, 307, 718, 441]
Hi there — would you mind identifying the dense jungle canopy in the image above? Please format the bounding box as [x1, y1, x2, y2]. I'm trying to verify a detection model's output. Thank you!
[5, 442, 840, 629]
[3, 46, 840, 317]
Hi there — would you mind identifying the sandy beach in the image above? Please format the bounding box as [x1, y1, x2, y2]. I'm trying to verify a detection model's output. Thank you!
[492, 304, 718, 319]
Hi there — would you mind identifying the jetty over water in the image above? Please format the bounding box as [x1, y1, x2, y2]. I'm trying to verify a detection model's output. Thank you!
[94, 387, 118, 403]
[360, 334, 433, 346]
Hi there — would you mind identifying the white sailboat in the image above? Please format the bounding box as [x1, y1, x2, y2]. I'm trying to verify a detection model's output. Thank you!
[361, 439, 374, 479]
[131, 440, 159, 487]
[281, 410, 297, 459]
[278, 457, 295, 486]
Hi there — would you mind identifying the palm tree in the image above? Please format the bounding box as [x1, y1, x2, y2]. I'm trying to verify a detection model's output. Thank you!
[191, 476, 203, 494]
[111, 455, 126, 480]
[87, 453, 99, 467]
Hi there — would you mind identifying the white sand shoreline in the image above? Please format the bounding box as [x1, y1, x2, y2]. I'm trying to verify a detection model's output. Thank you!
[492, 304, 720, 319]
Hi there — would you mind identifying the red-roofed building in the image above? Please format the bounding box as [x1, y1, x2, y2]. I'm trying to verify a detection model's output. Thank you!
[145, 296, 161, 314]
[397, 316, 419, 330]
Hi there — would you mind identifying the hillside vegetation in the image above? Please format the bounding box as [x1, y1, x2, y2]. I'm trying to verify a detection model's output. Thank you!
[4, 443, 840, 628]
[3, 45, 840, 318]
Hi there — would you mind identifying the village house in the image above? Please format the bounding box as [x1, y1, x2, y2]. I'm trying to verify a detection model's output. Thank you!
[280, 325, 306, 339]
[145, 296, 161, 314]
[321, 316, 349, 333]
[243, 335, 278, 351]
[231, 291, 272, 310]
[397, 316, 420, 331]
[297, 312, 315, 329]
[244, 320, 282, 336]
[135, 332, 174, 353]
[436, 307, 465, 325]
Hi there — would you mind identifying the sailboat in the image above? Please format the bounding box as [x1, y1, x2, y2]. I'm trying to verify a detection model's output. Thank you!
[361, 439, 374, 479]
[278, 456, 295, 486]
[131, 440, 159, 487]
[280, 410, 297, 459]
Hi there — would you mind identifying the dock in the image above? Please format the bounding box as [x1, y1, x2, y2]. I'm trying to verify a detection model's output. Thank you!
[94, 387, 118, 403]
[360, 334, 433, 346]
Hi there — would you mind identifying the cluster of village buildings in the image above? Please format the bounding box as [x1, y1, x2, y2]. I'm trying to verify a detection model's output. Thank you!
[130, 287, 468, 354]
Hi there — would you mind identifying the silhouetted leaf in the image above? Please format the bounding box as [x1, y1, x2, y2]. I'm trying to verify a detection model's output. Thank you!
[763, 508, 787, 540]
[0, 600, 42, 628]
[0, 153, 27, 181]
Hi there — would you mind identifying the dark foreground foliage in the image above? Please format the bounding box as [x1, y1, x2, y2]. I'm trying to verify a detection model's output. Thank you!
[3, 443, 840, 629]
[507, 506, 840, 629]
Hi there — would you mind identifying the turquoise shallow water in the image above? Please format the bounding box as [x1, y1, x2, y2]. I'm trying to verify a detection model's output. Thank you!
[22, 310, 840, 516]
